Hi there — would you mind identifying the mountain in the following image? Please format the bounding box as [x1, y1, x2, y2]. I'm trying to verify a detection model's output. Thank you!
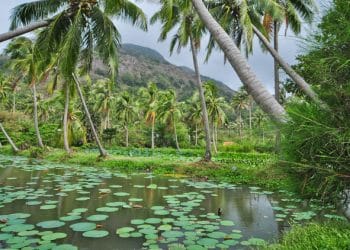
[91, 43, 235, 100]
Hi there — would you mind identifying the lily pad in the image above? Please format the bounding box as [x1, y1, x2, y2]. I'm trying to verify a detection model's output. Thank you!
[86, 214, 109, 222]
[82, 230, 109, 238]
[70, 222, 96, 232]
[96, 207, 118, 212]
[116, 227, 135, 234]
[37, 220, 65, 229]
[42, 232, 67, 241]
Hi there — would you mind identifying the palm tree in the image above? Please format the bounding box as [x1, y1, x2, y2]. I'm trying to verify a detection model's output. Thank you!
[191, 0, 286, 123]
[269, 0, 317, 104]
[185, 93, 203, 146]
[205, 0, 322, 106]
[231, 88, 249, 139]
[91, 78, 115, 133]
[0, 123, 19, 152]
[115, 91, 138, 147]
[254, 109, 267, 143]
[9, 0, 147, 157]
[151, 0, 212, 161]
[139, 82, 159, 149]
[4, 37, 44, 148]
[205, 83, 227, 153]
[157, 90, 183, 151]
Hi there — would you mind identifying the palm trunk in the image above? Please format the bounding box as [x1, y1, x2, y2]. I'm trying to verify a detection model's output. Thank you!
[190, 35, 212, 161]
[212, 123, 217, 153]
[72, 74, 107, 157]
[249, 104, 252, 130]
[274, 23, 281, 153]
[253, 25, 325, 107]
[12, 93, 16, 113]
[32, 83, 44, 148]
[151, 119, 155, 149]
[273, 22, 280, 104]
[173, 117, 180, 151]
[239, 110, 242, 139]
[0, 122, 19, 152]
[195, 124, 198, 146]
[63, 83, 71, 154]
[0, 20, 50, 42]
[191, 0, 286, 123]
[125, 126, 129, 147]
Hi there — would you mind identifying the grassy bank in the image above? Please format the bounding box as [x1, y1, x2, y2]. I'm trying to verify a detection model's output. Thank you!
[0, 145, 299, 192]
[267, 222, 350, 250]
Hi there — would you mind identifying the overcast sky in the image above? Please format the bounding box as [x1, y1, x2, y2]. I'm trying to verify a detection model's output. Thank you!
[0, 0, 330, 92]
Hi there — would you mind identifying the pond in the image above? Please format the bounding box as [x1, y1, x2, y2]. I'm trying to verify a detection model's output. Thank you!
[0, 155, 346, 250]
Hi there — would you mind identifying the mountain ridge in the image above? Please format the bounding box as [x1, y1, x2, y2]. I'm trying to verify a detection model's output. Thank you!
[91, 43, 235, 100]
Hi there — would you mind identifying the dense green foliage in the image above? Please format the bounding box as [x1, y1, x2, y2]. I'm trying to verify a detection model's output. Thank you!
[268, 222, 350, 250]
[282, 0, 350, 200]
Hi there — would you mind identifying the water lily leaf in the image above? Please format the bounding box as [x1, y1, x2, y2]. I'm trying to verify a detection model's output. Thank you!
[37, 220, 65, 229]
[86, 214, 109, 222]
[52, 244, 78, 250]
[145, 218, 162, 224]
[70, 222, 96, 232]
[220, 220, 234, 226]
[1, 224, 34, 233]
[116, 227, 135, 234]
[113, 192, 130, 197]
[42, 232, 67, 241]
[131, 219, 145, 225]
[59, 215, 81, 222]
[196, 238, 218, 247]
[82, 230, 109, 238]
[96, 207, 119, 212]
[40, 204, 56, 210]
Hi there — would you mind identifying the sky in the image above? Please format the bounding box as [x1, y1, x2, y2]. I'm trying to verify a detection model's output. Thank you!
[0, 0, 330, 92]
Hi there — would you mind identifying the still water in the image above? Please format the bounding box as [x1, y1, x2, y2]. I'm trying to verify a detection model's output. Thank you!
[0, 155, 343, 249]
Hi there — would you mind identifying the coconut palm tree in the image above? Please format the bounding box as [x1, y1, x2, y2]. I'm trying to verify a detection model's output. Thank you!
[231, 88, 249, 139]
[91, 78, 115, 133]
[115, 91, 138, 147]
[191, 0, 286, 123]
[185, 93, 203, 146]
[151, 0, 212, 160]
[4, 37, 44, 148]
[268, 0, 317, 104]
[157, 90, 183, 151]
[205, 83, 227, 153]
[139, 82, 160, 149]
[9, 0, 147, 157]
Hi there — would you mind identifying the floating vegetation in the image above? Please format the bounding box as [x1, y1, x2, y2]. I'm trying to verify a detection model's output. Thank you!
[0, 155, 346, 250]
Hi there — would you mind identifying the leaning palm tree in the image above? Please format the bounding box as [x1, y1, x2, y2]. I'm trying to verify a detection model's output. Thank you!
[115, 91, 139, 147]
[157, 90, 183, 151]
[9, 0, 147, 157]
[151, 0, 212, 161]
[139, 82, 160, 149]
[205, 0, 322, 106]
[191, 0, 286, 123]
[266, 0, 317, 104]
[4, 37, 44, 148]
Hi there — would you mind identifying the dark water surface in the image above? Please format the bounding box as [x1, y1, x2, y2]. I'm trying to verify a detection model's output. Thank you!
[0, 155, 345, 250]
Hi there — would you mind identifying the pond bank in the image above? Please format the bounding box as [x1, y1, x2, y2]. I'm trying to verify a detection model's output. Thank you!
[0, 146, 298, 193]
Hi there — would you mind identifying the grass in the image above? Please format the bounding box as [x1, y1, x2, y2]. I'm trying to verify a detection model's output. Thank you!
[267, 222, 350, 250]
[0, 145, 299, 193]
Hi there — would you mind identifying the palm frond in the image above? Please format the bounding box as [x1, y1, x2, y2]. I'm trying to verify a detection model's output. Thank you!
[10, 0, 67, 29]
